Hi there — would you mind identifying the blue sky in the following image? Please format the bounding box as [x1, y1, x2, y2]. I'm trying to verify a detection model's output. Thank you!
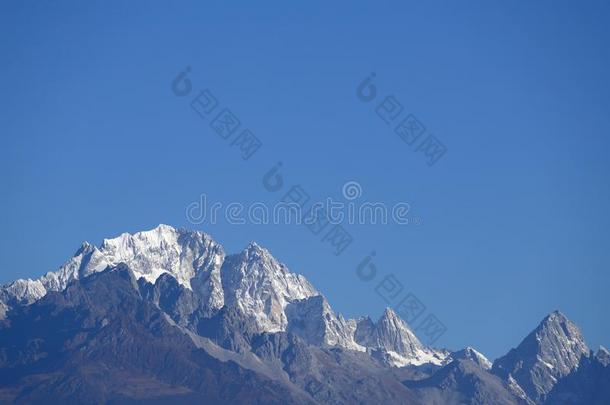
[1, 1, 609, 359]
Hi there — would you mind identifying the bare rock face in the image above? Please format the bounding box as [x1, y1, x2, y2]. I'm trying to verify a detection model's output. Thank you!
[492, 311, 590, 403]
[285, 295, 363, 350]
[220, 242, 319, 333]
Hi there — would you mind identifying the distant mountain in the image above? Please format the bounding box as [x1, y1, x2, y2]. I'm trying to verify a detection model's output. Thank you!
[354, 308, 448, 367]
[492, 311, 590, 403]
[0, 225, 607, 404]
[451, 346, 492, 370]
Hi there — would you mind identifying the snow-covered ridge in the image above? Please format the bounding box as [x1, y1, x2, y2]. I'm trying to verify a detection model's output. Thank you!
[0, 224, 460, 368]
[1, 224, 224, 306]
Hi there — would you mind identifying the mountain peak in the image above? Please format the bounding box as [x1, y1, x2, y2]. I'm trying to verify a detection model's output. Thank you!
[1, 224, 606, 403]
[492, 311, 589, 402]
[96, 224, 223, 287]
[242, 241, 272, 261]
[595, 345, 610, 366]
[74, 241, 95, 256]
[377, 307, 416, 335]
[354, 307, 447, 367]
[221, 242, 318, 333]
[451, 346, 492, 370]
[542, 310, 567, 323]
[381, 306, 399, 320]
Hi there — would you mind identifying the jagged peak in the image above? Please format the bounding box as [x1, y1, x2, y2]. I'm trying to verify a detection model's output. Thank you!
[522, 311, 586, 352]
[495, 311, 588, 358]
[230, 242, 306, 285]
[521, 311, 584, 346]
[541, 310, 568, 324]
[377, 307, 414, 332]
[381, 306, 396, 317]
[74, 241, 95, 257]
[242, 241, 272, 260]
[595, 345, 610, 365]
[355, 306, 436, 365]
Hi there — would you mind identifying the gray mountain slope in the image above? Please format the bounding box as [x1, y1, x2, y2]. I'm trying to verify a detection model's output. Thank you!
[251, 331, 420, 404]
[404, 358, 529, 405]
[0, 265, 313, 404]
[543, 347, 610, 405]
[0, 263, 420, 404]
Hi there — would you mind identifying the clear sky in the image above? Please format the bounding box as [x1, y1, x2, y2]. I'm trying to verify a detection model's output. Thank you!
[1, 1, 609, 360]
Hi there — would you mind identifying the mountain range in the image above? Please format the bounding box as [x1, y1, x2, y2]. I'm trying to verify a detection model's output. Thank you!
[0, 225, 607, 404]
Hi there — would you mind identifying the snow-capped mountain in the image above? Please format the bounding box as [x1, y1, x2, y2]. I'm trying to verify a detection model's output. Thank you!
[0, 225, 436, 364]
[0, 225, 607, 404]
[0, 224, 225, 310]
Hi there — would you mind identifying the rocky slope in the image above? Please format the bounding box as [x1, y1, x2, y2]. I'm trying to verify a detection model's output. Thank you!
[0, 265, 312, 404]
[543, 346, 610, 405]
